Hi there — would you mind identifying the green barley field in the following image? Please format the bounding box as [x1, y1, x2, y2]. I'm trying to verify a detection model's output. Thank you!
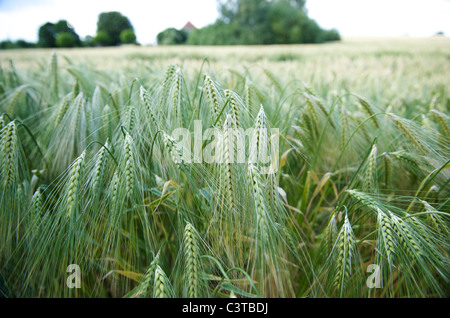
[0, 37, 449, 298]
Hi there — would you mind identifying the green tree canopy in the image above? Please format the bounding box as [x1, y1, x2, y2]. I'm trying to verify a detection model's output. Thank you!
[188, 0, 340, 45]
[96, 12, 134, 46]
[94, 30, 112, 46]
[0, 39, 36, 50]
[157, 28, 188, 45]
[54, 20, 81, 44]
[120, 29, 137, 44]
[38, 20, 80, 48]
[56, 32, 76, 47]
[38, 22, 56, 48]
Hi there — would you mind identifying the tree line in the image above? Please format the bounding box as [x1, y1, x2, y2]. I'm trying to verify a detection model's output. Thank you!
[1, 0, 340, 49]
[157, 0, 340, 45]
[0, 11, 137, 49]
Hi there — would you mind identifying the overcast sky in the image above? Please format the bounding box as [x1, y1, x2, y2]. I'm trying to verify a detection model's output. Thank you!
[0, 0, 449, 45]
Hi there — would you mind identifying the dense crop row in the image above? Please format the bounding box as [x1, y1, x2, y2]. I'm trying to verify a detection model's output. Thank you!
[0, 40, 449, 297]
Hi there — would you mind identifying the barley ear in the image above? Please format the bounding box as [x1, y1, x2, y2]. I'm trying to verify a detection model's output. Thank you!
[357, 96, 379, 128]
[1, 121, 18, 189]
[377, 208, 395, 265]
[333, 214, 356, 295]
[66, 151, 86, 219]
[204, 76, 221, 123]
[431, 109, 449, 138]
[124, 133, 135, 199]
[363, 145, 377, 191]
[225, 89, 241, 129]
[153, 265, 173, 298]
[184, 222, 200, 298]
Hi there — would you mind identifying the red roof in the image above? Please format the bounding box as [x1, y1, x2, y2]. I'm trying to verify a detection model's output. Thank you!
[182, 21, 196, 31]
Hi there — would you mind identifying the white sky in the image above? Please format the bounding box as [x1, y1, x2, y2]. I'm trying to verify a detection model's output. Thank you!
[307, 0, 450, 37]
[0, 0, 449, 45]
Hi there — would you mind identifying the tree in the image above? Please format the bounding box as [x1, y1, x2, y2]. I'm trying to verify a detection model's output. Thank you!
[38, 22, 56, 48]
[82, 35, 95, 47]
[96, 12, 134, 46]
[157, 28, 187, 45]
[120, 29, 137, 44]
[54, 20, 81, 46]
[216, 0, 272, 44]
[268, 0, 301, 44]
[56, 32, 76, 47]
[189, 0, 340, 45]
[0, 40, 14, 50]
[187, 20, 241, 45]
[38, 20, 80, 48]
[323, 28, 341, 42]
[15, 40, 36, 48]
[0, 39, 36, 50]
[94, 31, 112, 46]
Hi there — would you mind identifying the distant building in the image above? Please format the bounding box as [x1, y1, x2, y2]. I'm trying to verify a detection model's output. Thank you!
[182, 21, 197, 33]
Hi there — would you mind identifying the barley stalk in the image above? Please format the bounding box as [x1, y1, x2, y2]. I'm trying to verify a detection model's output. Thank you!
[128, 251, 160, 298]
[420, 200, 449, 237]
[126, 106, 136, 132]
[390, 151, 420, 168]
[389, 212, 422, 258]
[184, 222, 200, 298]
[110, 171, 120, 204]
[29, 188, 44, 235]
[92, 86, 102, 111]
[421, 114, 434, 132]
[251, 105, 269, 164]
[0, 115, 5, 130]
[225, 89, 240, 129]
[383, 153, 392, 188]
[162, 131, 184, 169]
[159, 64, 177, 106]
[333, 214, 356, 293]
[248, 163, 268, 241]
[263, 68, 282, 93]
[205, 76, 221, 123]
[153, 265, 171, 298]
[1, 121, 18, 188]
[346, 189, 378, 212]
[222, 115, 237, 213]
[325, 214, 338, 254]
[30, 188, 43, 216]
[71, 81, 80, 97]
[102, 105, 112, 139]
[349, 113, 372, 144]
[363, 144, 377, 191]
[244, 79, 253, 113]
[340, 105, 348, 151]
[7, 85, 28, 114]
[172, 68, 181, 118]
[92, 141, 108, 193]
[55, 94, 72, 126]
[305, 98, 319, 126]
[71, 93, 85, 137]
[139, 85, 159, 129]
[66, 151, 85, 219]
[267, 171, 278, 212]
[377, 208, 395, 264]
[358, 96, 379, 128]
[307, 94, 336, 129]
[124, 133, 134, 199]
[388, 113, 426, 153]
[51, 50, 58, 98]
[302, 111, 315, 141]
[431, 109, 449, 138]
